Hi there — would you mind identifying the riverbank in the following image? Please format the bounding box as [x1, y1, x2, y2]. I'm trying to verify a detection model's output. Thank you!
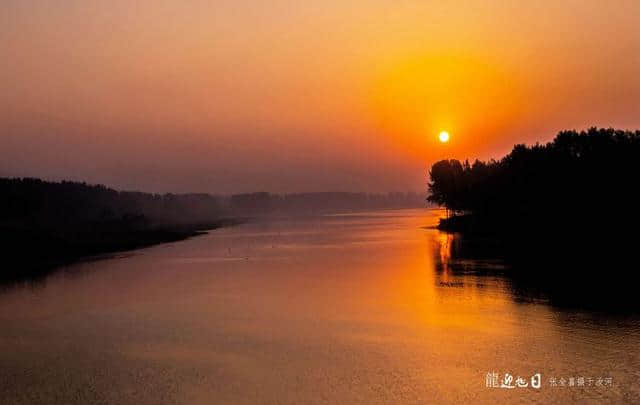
[0, 218, 243, 282]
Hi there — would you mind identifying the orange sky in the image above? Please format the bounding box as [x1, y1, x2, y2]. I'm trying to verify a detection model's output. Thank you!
[1, 0, 639, 193]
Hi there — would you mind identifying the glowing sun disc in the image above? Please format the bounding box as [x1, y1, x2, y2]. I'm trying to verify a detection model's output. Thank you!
[439, 131, 450, 143]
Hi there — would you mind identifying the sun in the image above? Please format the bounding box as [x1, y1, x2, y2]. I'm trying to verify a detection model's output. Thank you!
[439, 131, 450, 143]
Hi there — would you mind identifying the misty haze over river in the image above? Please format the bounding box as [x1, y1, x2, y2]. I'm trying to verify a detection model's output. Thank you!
[1, 209, 639, 403]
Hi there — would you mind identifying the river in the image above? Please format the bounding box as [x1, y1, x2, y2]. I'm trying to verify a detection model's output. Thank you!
[1, 209, 638, 403]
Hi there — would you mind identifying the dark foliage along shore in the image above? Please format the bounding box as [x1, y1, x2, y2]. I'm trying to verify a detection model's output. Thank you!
[427, 128, 640, 308]
[0, 178, 237, 281]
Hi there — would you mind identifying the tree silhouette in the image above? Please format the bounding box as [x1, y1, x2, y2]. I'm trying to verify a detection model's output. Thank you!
[428, 127, 640, 228]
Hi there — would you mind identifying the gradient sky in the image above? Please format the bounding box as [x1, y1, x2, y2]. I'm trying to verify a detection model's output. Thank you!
[2, 1, 639, 193]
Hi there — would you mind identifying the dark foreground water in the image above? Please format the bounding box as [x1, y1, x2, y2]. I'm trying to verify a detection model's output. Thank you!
[1, 209, 639, 404]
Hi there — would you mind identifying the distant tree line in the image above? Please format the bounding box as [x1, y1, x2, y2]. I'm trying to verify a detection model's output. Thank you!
[228, 191, 425, 214]
[0, 179, 425, 229]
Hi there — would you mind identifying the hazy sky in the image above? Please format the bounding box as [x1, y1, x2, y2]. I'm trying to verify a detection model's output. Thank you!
[2, 1, 639, 193]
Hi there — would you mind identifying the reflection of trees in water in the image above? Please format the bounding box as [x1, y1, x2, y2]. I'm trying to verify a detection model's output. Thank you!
[433, 229, 640, 313]
[433, 231, 502, 291]
[435, 231, 470, 286]
[437, 232, 453, 279]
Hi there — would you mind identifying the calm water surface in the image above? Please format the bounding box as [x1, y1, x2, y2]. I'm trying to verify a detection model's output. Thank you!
[1, 209, 639, 404]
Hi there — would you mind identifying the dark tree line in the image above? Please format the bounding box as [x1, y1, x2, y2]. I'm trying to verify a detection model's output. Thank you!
[428, 128, 640, 230]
